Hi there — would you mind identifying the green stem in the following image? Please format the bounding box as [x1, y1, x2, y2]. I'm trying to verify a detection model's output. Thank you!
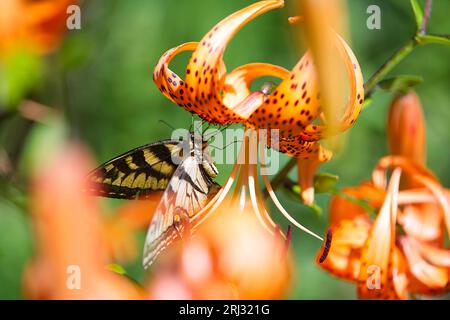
[364, 33, 449, 98]
[364, 39, 417, 97]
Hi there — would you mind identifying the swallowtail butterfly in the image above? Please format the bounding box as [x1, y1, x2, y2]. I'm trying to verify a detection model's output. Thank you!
[87, 132, 220, 268]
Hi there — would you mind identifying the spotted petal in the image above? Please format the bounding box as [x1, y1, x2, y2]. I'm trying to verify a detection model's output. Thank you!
[182, 0, 284, 124]
[246, 34, 364, 142]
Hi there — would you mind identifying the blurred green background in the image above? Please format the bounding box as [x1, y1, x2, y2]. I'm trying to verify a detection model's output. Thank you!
[0, 0, 449, 299]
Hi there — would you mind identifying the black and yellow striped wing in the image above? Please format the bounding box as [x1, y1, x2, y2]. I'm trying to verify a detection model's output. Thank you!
[86, 139, 185, 199]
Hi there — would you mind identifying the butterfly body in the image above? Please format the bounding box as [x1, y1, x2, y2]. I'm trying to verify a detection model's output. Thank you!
[86, 132, 220, 268]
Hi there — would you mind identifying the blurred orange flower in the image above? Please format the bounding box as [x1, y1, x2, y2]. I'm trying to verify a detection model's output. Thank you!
[318, 92, 450, 299]
[0, 0, 76, 56]
[147, 204, 292, 299]
[23, 144, 143, 299]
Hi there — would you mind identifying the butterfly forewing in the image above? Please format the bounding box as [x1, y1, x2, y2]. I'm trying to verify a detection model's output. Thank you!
[86, 132, 220, 268]
[143, 156, 220, 268]
[86, 140, 185, 199]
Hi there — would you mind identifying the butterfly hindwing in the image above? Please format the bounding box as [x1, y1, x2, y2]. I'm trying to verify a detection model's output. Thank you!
[86, 139, 185, 199]
[142, 156, 220, 268]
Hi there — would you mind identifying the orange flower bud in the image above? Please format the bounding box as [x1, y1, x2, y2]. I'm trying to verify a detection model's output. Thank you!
[388, 91, 426, 164]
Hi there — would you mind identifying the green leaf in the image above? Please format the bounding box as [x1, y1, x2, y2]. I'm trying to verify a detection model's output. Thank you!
[410, 0, 423, 32]
[291, 184, 301, 195]
[280, 179, 301, 201]
[106, 263, 143, 287]
[362, 96, 374, 109]
[0, 199, 32, 299]
[306, 202, 322, 216]
[281, 173, 338, 199]
[107, 263, 128, 276]
[0, 50, 43, 109]
[378, 75, 423, 93]
[313, 173, 339, 194]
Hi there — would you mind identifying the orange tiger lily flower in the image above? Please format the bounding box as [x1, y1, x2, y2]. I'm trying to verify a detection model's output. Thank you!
[153, 0, 364, 159]
[318, 91, 450, 299]
[372, 157, 449, 297]
[319, 159, 450, 299]
[0, 0, 76, 56]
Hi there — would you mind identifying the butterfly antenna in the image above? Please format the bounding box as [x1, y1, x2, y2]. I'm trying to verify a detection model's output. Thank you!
[204, 123, 231, 141]
[208, 139, 242, 151]
[158, 119, 176, 131]
[189, 115, 194, 133]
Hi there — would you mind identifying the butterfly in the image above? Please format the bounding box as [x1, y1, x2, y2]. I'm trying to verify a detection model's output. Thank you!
[86, 132, 220, 268]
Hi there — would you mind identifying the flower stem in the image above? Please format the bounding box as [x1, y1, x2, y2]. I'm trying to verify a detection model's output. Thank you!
[420, 0, 433, 36]
[364, 39, 416, 97]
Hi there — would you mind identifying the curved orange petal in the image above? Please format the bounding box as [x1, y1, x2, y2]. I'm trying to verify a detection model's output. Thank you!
[399, 204, 443, 243]
[318, 218, 370, 281]
[415, 240, 450, 268]
[247, 51, 320, 137]
[391, 246, 408, 300]
[373, 156, 450, 242]
[223, 62, 289, 115]
[301, 34, 364, 140]
[183, 0, 285, 124]
[246, 34, 364, 142]
[297, 145, 332, 204]
[372, 155, 436, 189]
[400, 237, 449, 295]
[329, 183, 383, 226]
[319, 182, 384, 282]
[357, 169, 402, 299]
[153, 42, 198, 106]
[412, 173, 450, 242]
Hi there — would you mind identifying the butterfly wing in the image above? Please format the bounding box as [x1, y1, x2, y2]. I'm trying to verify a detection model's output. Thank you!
[86, 140, 186, 199]
[142, 156, 220, 268]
